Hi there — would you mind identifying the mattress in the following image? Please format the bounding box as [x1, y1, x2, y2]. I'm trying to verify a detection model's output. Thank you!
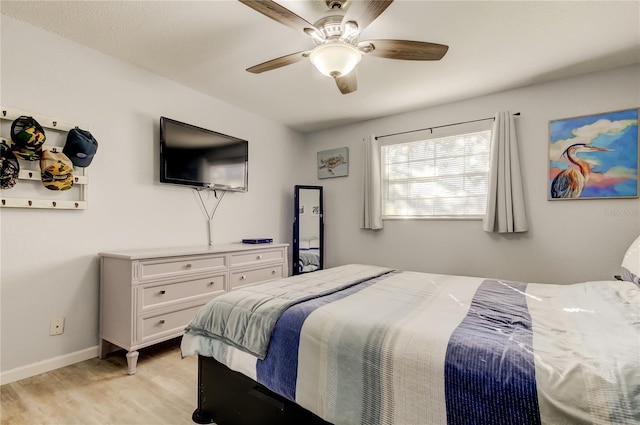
[182, 264, 640, 425]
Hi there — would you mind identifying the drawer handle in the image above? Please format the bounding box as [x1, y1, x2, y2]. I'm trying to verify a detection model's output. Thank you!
[271, 269, 276, 274]
[159, 290, 166, 295]
[185, 263, 192, 269]
[257, 255, 263, 260]
[240, 275, 246, 280]
[208, 281, 215, 286]
[159, 319, 166, 325]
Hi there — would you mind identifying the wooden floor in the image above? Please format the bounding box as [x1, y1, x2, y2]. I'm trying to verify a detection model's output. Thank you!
[0, 338, 199, 425]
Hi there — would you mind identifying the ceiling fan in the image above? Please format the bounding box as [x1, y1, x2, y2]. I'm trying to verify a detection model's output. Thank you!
[239, 0, 449, 94]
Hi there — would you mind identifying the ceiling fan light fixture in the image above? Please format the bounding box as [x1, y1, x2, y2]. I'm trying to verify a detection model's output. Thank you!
[309, 41, 361, 78]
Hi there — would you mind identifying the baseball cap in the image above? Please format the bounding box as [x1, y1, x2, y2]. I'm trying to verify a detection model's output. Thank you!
[63, 127, 98, 167]
[10, 116, 46, 161]
[0, 144, 20, 190]
[40, 149, 74, 191]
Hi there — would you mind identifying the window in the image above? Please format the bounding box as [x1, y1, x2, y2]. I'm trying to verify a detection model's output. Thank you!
[381, 130, 491, 219]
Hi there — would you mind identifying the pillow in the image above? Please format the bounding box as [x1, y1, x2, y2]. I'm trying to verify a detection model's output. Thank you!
[620, 235, 640, 285]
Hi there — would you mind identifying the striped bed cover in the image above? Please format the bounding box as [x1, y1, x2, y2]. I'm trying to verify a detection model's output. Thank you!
[181, 265, 640, 425]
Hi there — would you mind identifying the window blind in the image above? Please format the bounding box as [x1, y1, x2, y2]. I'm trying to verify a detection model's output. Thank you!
[382, 130, 491, 218]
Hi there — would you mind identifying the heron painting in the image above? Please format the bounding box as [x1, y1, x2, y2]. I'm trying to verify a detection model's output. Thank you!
[549, 108, 638, 200]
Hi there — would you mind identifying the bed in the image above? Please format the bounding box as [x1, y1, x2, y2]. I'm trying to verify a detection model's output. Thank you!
[181, 238, 640, 425]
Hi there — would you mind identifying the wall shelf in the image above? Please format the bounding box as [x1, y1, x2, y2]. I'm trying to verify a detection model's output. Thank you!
[1, 198, 87, 209]
[0, 106, 89, 210]
[1, 106, 78, 132]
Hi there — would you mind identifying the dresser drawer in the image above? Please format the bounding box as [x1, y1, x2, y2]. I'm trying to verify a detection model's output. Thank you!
[230, 248, 284, 268]
[140, 274, 226, 310]
[140, 305, 203, 341]
[138, 255, 226, 281]
[230, 264, 284, 289]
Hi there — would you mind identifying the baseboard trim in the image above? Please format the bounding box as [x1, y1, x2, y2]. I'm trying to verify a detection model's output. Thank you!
[0, 345, 99, 385]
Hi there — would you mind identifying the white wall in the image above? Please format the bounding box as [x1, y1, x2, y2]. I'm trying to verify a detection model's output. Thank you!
[0, 17, 304, 374]
[302, 65, 640, 285]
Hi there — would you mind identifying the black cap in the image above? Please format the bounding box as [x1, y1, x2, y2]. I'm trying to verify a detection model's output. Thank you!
[63, 127, 98, 167]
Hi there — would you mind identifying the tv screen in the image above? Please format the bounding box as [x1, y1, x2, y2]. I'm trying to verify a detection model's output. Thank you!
[160, 117, 248, 191]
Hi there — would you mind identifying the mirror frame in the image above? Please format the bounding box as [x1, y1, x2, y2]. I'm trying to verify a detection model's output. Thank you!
[293, 185, 324, 275]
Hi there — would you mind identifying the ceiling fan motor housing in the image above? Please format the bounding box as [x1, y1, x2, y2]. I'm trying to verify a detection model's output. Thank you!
[313, 15, 359, 45]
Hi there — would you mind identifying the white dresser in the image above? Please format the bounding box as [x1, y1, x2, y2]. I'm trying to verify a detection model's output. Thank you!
[99, 243, 289, 374]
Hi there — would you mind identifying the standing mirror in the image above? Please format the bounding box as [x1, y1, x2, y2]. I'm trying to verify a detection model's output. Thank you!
[293, 185, 324, 275]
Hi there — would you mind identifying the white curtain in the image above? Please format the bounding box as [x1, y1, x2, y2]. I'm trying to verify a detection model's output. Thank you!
[482, 112, 529, 233]
[361, 135, 383, 230]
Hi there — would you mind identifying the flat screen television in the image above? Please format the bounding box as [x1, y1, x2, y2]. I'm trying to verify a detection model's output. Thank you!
[160, 117, 248, 191]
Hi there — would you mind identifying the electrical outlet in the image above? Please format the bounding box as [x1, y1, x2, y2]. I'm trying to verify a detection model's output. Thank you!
[49, 318, 65, 336]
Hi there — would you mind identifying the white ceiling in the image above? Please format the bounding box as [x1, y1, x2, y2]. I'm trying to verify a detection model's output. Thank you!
[2, 1, 639, 133]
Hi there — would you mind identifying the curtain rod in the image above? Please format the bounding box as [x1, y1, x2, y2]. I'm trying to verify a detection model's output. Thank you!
[375, 112, 521, 140]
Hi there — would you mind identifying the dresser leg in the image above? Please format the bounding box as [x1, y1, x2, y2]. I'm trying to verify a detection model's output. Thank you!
[126, 350, 139, 375]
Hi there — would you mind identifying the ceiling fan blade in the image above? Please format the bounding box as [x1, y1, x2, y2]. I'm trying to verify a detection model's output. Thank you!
[239, 0, 318, 35]
[342, 0, 394, 33]
[360, 39, 449, 61]
[246, 51, 309, 74]
[335, 73, 357, 94]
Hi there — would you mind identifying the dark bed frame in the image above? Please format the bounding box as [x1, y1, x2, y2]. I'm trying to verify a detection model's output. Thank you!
[192, 355, 333, 425]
